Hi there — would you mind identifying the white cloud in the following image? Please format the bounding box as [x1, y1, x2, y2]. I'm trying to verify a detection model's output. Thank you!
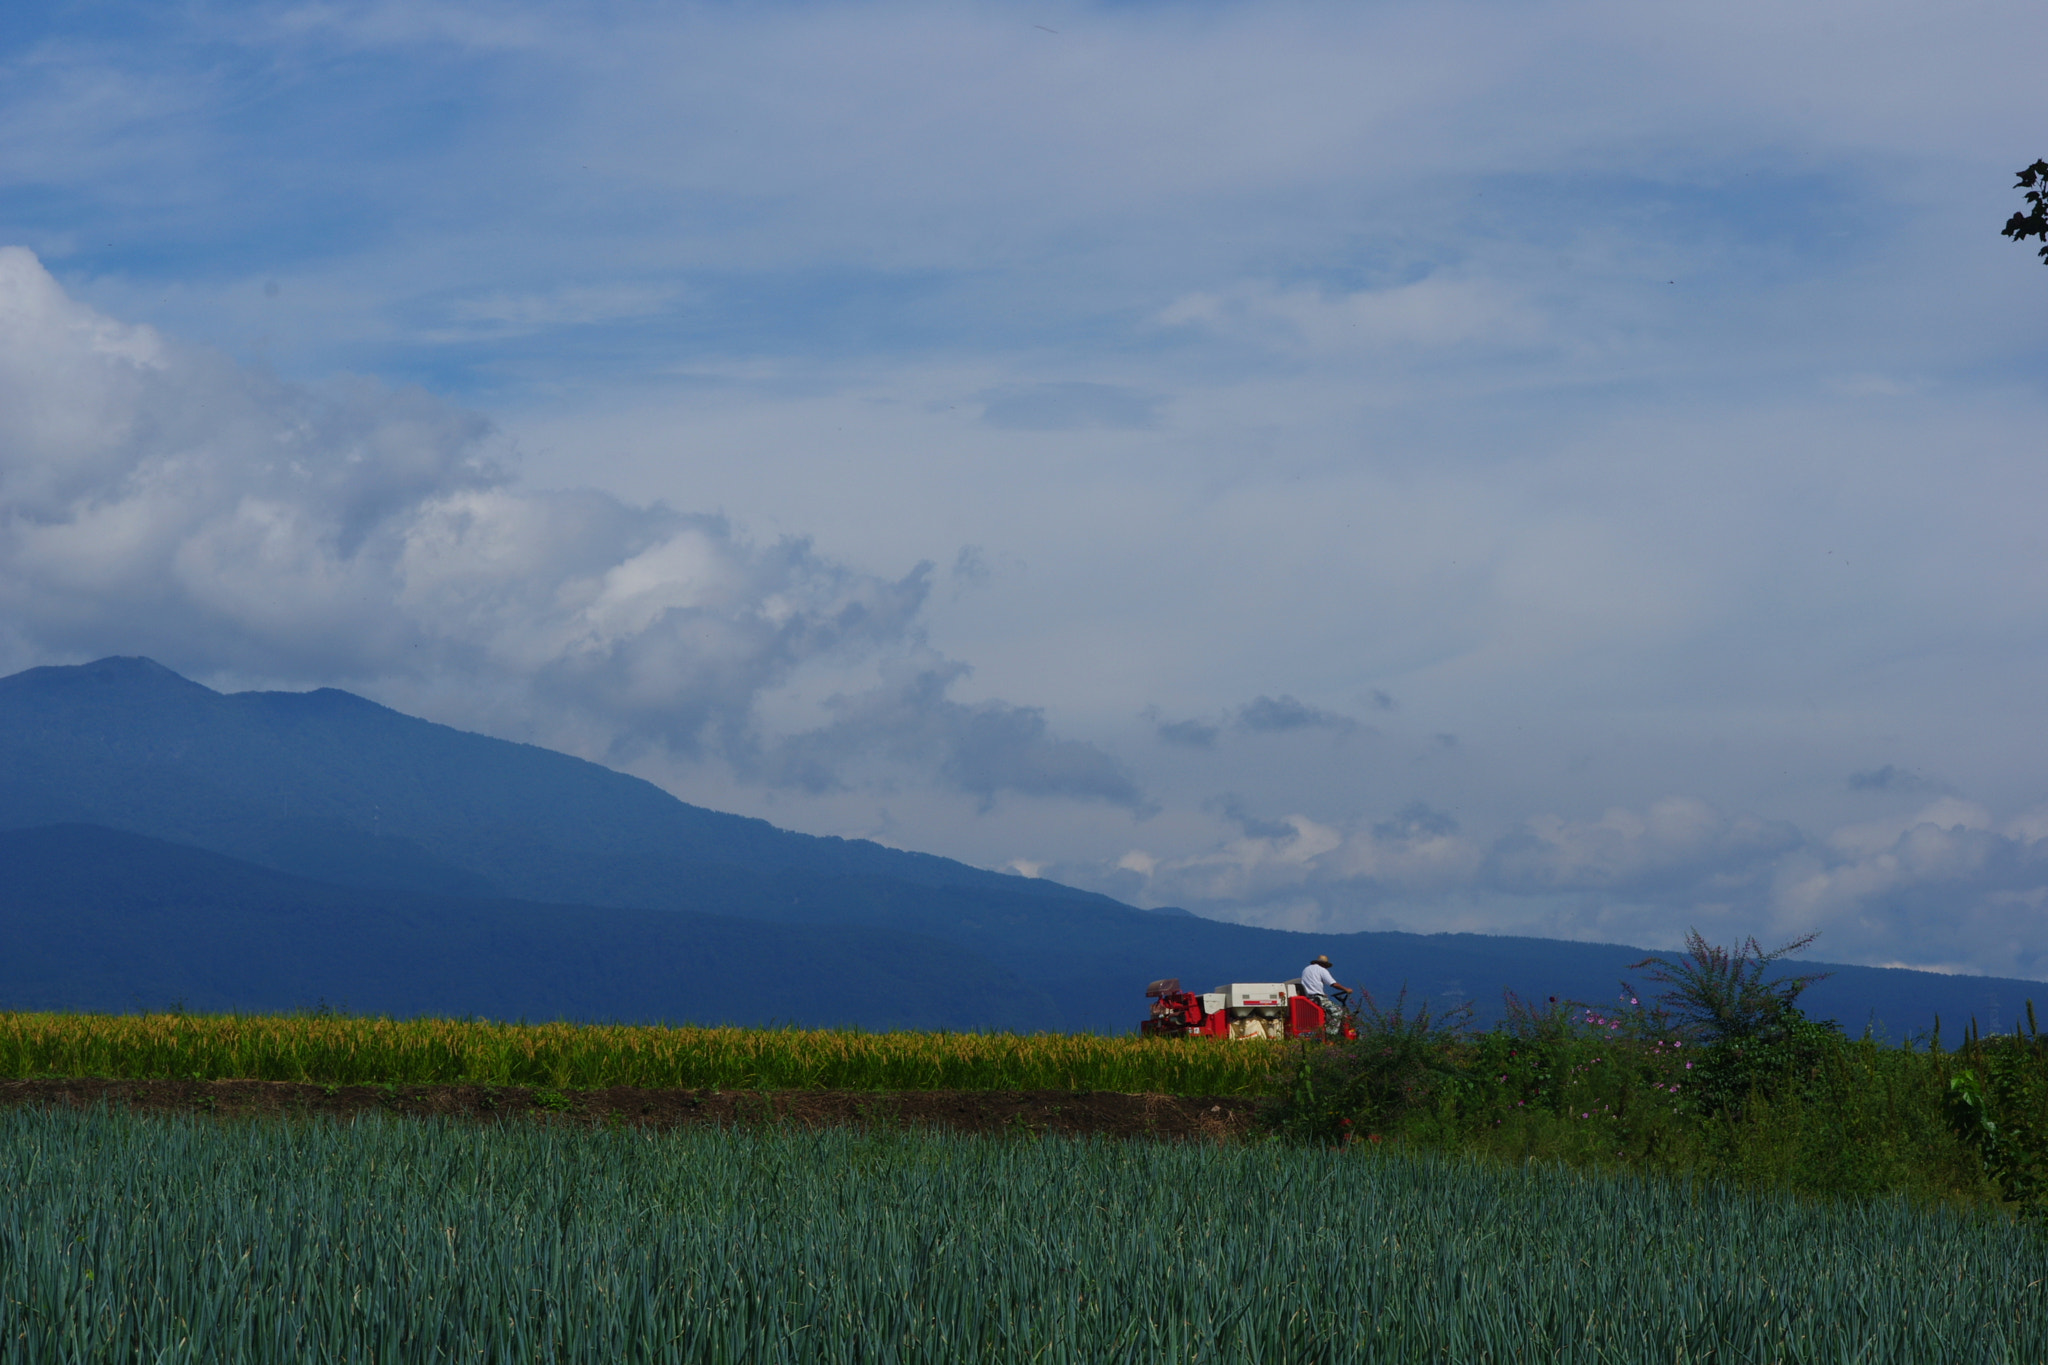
[0, 247, 1138, 798]
[1095, 803, 1477, 918]
[426, 283, 685, 341]
[1071, 793, 2048, 981]
[1160, 276, 1544, 357]
[767, 658, 1146, 810]
[1482, 798, 1801, 898]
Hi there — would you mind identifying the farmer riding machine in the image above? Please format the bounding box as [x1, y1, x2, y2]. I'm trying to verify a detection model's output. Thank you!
[1141, 978, 1358, 1041]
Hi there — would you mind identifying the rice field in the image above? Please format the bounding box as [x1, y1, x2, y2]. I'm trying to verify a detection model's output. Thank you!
[0, 1010, 1279, 1095]
[1, 1103, 2042, 1363]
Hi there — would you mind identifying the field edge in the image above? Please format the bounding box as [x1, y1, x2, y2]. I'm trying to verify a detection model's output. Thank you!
[0, 1077, 1267, 1142]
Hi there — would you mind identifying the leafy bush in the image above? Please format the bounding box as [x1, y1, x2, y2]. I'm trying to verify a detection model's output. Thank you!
[1269, 933, 2034, 1210]
[1685, 1011, 1847, 1119]
[1941, 1008, 2048, 1213]
[1274, 988, 1475, 1143]
[1626, 929, 1831, 1046]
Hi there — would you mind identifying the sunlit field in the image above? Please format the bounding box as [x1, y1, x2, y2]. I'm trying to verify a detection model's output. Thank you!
[0, 1010, 1279, 1095]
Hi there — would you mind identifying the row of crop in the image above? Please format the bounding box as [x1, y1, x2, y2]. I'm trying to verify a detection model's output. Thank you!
[0, 1009, 1281, 1095]
[2, 1103, 2041, 1362]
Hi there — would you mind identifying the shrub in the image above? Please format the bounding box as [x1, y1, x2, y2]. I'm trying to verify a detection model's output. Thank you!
[1625, 929, 1831, 1046]
[1265, 933, 2033, 1210]
[1273, 988, 1475, 1143]
[1942, 1007, 2048, 1213]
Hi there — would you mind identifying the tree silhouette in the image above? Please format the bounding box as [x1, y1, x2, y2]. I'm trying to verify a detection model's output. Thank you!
[2003, 160, 2048, 263]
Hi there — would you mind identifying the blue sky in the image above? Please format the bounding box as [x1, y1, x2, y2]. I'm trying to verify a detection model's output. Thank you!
[5, 0, 2048, 976]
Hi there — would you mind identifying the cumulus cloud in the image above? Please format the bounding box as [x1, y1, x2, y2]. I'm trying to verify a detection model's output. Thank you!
[977, 382, 1159, 432]
[1480, 798, 1802, 900]
[0, 247, 1119, 800]
[1146, 707, 1220, 750]
[768, 660, 1146, 811]
[1213, 794, 1296, 841]
[1069, 793, 2048, 979]
[1158, 276, 1544, 358]
[1079, 796, 1478, 925]
[1767, 800, 2048, 977]
[1145, 695, 1359, 747]
[949, 545, 990, 585]
[1234, 694, 1359, 735]
[1847, 764, 1941, 793]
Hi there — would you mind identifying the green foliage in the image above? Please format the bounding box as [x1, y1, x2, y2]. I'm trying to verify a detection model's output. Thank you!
[1684, 1009, 1846, 1117]
[0, 1010, 1279, 1096]
[1275, 987, 1476, 1144]
[2, 1105, 2043, 1362]
[2004, 159, 2048, 263]
[1627, 928, 1830, 1045]
[1942, 1008, 2048, 1212]
[1271, 987, 2015, 1209]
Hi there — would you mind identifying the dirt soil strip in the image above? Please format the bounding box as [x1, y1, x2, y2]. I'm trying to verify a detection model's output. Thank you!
[0, 1079, 1267, 1142]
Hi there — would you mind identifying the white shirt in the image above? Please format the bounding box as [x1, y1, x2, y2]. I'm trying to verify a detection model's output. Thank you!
[1301, 963, 1337, 997]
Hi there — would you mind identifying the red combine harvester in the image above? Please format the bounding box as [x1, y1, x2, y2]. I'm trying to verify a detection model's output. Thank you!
[1141, 978, 1357, 1041]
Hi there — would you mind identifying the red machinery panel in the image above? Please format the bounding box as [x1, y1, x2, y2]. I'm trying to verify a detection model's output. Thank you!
[1144, 989, 1207, 1036]
[1286, 994, 1326, 1039]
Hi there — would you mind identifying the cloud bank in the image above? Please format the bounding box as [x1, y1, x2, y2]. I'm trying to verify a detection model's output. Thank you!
[6, 245, 2048, 982]
[1064, 794, 2048, 981]
[0, 247, 1131, 805]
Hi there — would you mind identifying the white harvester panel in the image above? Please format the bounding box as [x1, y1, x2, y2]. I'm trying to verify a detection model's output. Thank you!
[1223, 983, 1290, 1009]
[1201, 993, 1226, 1015]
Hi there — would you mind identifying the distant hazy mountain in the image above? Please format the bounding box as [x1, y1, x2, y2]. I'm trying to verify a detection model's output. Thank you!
[0, 825, 1056, 1029]
[0, 656, 1118, 909]
[1, 657, 2039, 1038]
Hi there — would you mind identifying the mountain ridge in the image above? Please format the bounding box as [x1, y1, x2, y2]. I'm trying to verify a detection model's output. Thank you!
[1, 656, 2040, 1038]
[0, 822, 1049, 1029]
[0, 655, 1120, 911]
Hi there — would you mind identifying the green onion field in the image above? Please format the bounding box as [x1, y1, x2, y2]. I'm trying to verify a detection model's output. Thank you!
[3, 1103, 2043, 1363]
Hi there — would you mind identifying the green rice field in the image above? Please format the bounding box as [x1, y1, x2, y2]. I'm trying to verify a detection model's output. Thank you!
[0, 1010, 1276, 1095]
[1, 1104, 2042, 1363]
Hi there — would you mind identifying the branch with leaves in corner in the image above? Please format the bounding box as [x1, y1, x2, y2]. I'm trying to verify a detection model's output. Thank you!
[2003, 160, 2048, 263]
[1625, 929, 1831, 1046]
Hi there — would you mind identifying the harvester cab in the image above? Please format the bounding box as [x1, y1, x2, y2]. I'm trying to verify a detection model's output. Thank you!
[1141, 977, 1356, 1041]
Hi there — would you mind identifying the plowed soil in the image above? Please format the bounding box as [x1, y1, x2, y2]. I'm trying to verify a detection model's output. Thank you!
[0, 1078, 1266, 1142]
